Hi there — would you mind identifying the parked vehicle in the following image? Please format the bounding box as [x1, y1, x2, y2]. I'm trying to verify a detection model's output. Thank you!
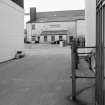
[25, 40, 31, 44]
[35, 40, 39, 43]
[50, 41, 56, 44]
[50, 40, 65, 45]
[15, 51, 25, 59]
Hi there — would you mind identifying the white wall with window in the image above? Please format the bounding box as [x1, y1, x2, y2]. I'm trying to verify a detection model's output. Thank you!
[40, 36, 44, 43]
[26, 20, 86, 43]
[47, 36, 51, 42]
[63, 35, 67, 40]
[26, 23, 32, 41]
[55, 35, 60, 41]
[51, 36, 55, 41]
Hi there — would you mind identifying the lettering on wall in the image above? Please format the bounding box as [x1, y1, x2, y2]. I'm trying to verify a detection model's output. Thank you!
[49, 24, 61, 28]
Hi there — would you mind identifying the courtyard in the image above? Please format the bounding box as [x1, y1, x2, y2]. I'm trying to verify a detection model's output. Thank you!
[0, 44, 96, 105]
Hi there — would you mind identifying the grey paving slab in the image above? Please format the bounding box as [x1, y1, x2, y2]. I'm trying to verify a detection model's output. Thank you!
[0, 45, 97, 105]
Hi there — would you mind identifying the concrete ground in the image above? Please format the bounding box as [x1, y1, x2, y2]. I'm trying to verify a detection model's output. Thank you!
[0, 44, 96, 105]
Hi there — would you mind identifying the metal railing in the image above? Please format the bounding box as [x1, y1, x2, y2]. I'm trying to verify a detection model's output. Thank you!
[71, 1, 105, 104]
[96, 0, 105, 105]
[71, 41, 105, 104]
[71, 43, 96, 100]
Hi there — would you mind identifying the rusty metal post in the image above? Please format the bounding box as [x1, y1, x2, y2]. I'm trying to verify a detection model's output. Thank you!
[96, 0, 105, 105]
[71, 41, 76, 100]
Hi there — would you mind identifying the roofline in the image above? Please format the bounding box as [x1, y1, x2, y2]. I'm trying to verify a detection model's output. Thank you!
[25, 9, 85, 15]
[37, 9, 85, 14]
[26, 18, 85, 24]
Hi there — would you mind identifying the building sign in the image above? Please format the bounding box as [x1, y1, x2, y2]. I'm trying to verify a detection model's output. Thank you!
[41, 30, 68, 35]
[49, 24, 61, 28]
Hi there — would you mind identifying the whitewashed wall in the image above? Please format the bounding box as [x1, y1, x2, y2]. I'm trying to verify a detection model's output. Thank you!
[26, 20, 86, 42]
[77, 20, 86, 36]
[85, 0, 96, 46]
[47, 36, 51, 42]
[55, 35, 59, 41]
[0, 0, 24, 62]
[27, 21, 76, 36]
[26, 23, 32, 41]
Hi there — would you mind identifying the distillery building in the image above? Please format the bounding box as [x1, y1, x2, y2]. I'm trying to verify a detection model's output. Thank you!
[26, 8, 86, 44]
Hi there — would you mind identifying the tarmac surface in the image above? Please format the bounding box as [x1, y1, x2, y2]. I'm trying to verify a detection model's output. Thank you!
[0, 44, 96, 105]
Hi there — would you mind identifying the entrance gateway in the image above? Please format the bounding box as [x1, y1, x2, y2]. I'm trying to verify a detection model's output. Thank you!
[96, 0, 105, 105]
[71, 0, 105, 105]
[23, 0, 105, 104]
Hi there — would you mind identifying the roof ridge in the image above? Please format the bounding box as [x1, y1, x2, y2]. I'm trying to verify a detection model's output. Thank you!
[37, 9, 85, 13]
[27, 10, 85, 23]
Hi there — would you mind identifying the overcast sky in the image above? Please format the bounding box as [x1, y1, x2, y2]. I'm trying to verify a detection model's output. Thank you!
[24, 0, 85, 13]
[24, 0, 85, 28]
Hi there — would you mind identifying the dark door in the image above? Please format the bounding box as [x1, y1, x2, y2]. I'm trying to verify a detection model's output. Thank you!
[44, 36, 47, 42]
[69, 36, 73, 44]
[59, 36, 63, 41]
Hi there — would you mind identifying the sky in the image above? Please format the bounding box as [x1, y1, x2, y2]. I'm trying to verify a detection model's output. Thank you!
[24, 0, 85, 28]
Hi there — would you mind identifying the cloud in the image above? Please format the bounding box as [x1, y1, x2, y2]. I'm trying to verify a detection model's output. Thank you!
[24, 0, 85, 28]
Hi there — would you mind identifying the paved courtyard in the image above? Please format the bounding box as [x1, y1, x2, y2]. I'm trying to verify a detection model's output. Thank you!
[0, 44, 96, 105]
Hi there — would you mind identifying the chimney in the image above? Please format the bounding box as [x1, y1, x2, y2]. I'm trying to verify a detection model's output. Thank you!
[30, 8, 36, 22]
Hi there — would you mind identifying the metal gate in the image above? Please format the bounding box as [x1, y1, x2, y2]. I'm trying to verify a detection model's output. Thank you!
[96, 0, 105, 105]
[71, 1, 105, 104]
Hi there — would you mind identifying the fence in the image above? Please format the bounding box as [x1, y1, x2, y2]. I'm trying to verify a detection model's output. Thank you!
[71, 40, 105, 104]
[96, 0, 105, 105]
[71, 0, 105, 104]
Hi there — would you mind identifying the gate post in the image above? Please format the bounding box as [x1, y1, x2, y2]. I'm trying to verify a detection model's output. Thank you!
[71, 40, 77, 100]
[96, 0, 104, 105]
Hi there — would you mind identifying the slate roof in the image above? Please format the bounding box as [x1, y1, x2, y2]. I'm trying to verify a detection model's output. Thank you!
[27, 10, 85, 23]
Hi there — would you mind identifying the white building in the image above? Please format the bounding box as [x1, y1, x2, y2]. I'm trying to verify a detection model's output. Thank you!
[26, 9, 86, 44]
[85, 0, 96, 46]
[0, 0, 24, 62]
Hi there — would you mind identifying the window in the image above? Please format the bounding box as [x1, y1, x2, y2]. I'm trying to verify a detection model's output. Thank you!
[59, 36, 63, 41]
[32, 24, 35, 30]
[32, 36, 35, 41]
[51, 36, 55, 41]
[38, 36, 40, 41]
[69, 36, 73, 42]
[44, 36, 47, 42]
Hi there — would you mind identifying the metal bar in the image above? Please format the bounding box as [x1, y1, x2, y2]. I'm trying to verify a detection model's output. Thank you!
[78, 46, 96, 48]
[77, 52, 91, 54]
[71, 45, 76, 100]
[96, 5, 104, 105]
[96, 0, 102, 7]
[70, 76, 95, 79]
[76, 76, 95, 79]
[95, 8, 99, 105]
[78, 47, 105, 49]
[70, 76, 105, 79]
